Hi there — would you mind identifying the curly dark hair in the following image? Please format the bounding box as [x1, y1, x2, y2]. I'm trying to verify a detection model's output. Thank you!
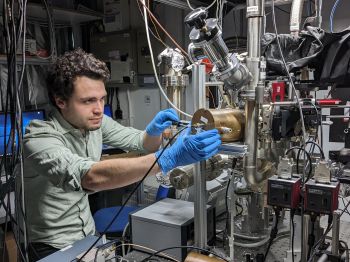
[47, 48, 110, 106]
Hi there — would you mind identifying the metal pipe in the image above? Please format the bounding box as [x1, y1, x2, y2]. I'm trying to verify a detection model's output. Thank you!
[166, 86, 185, 119]
[325, 115, 350, 119]
[233, 0, 293, 10]
[317, 254, 328, 262]
[331, 211, 341, 256]
[194, 162, 207, 248]
[290, 0, 305, 36]
[244, 101, 260, 184]
[244, 0, 264, 185]
[315, 0, 323, 28]
[301, 214, 310, 262]
[192, 64, 208, 249]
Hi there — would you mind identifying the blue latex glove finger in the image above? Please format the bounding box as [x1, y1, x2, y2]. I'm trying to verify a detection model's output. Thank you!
[193, 129, 219, 139]
[157, 121, 173, 131]
[146, 109, 180, 136]
[205, 148, 220, 159]
[192, 134, 221, 149]
[160, 109, 179, 122]
[187, 137, 221, 159]
[201, 139, 222, 154]
[155, 109, 179, 125]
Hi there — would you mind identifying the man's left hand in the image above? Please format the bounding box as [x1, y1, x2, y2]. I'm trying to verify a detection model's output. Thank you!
[146, 109, 179, 136]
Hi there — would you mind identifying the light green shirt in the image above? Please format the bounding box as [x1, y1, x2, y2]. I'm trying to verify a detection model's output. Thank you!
[23, 108, 145, 249]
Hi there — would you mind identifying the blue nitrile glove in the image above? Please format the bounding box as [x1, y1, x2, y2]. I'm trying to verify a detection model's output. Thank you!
[155, 128, 222, 173]
[146, 108, 180, 136]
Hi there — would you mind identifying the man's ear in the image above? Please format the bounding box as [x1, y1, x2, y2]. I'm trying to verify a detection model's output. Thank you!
[55, 97, 67, 110]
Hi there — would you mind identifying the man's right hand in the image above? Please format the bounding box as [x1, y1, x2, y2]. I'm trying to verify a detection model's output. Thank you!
[155, 128, 222, 173]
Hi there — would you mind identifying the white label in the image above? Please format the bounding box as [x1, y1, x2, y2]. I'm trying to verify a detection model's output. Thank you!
[247, 6, 259, 13]
[200, 116, 209, 124]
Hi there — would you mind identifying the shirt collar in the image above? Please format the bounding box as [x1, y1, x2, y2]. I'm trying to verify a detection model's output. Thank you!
[49, 107, 83, 135]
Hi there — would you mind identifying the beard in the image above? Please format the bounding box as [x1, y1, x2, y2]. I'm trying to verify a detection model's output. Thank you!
[86, 125, 102, 131]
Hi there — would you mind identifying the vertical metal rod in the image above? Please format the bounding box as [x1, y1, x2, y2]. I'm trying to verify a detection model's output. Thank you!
[290, 0, 305, 36]
[194, 162, 207, 248]
[228, 176, 236, 260]
[331, 211, 341, 256]
[315, 0, 323, 27]
[244, 0, 264, 185]
[301, 214, 310, 262]
[192, 64, 207, 248]
[167, 86, 185, 119]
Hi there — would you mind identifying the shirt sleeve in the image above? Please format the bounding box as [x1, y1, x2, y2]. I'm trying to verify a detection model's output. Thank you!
[101, 115, 146, 152]
[24, 127, 96, 192]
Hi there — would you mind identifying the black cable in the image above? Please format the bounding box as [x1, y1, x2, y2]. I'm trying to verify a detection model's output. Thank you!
[341, 198, 350, 216]
[140, 246, 230, 262]
[308, 198, 350, 262]
[275, 6, 290, 14]
[307, 216, 316, 259]
[78, 126, 188, 262]
[0, 1, 28, 260]
[285, 146, 313, 180]
[307, 217, 333, 262]
[299, 141, 325, 159]
[263, 208, 280, 262]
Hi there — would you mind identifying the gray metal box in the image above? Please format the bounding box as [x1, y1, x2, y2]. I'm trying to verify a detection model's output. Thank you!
[130, 198, 215, 261]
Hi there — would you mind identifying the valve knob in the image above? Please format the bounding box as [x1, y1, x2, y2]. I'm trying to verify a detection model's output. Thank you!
[184, 7, 208, 29]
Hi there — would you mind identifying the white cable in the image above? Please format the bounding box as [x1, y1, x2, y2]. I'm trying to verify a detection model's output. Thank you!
[187, 0, 217, 10]
[234, 231, 290, 248]
[142, 0, 192, 119]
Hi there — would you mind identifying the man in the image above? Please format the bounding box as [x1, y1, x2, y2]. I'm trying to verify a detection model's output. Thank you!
[24, 48, 221, 261]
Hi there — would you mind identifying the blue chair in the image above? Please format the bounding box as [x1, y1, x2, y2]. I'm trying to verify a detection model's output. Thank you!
[93, 185, 174, 237]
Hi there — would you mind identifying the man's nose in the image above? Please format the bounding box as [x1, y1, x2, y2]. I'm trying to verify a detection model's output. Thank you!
[93, 101, 104, 114]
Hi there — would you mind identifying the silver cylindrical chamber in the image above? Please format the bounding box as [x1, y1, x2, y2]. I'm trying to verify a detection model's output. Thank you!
[169, 155, 229, 189]
[204, 33, 230, 71]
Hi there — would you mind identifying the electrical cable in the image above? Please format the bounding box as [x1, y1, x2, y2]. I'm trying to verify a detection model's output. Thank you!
[272, 1, 308, 250]
[308, 199, 350, 262]
[329, 0, 341, 33]
[136, 0, 168, 49]
[140, 0, 192, 119]
[78, 126, 187, 262]
[263, 208, 281, 262]
[94, 242, 180, 262]
[301, 141, 325, 159]
[36, 0, 56, 60]
[307, 216, 316, 259]
[186, 0, 217, 11]
[141, 246, 230, 262]
[339, 240, 349, 261]
[138, 0, 190, 62]
[233, 231, 290, 248]
[285, 146, 313, 180]
[271, 0, 307, 148]
[0, 1, 29, 260]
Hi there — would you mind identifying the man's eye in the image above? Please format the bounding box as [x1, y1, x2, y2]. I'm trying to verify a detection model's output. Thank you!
[83, 100, 94, 104]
